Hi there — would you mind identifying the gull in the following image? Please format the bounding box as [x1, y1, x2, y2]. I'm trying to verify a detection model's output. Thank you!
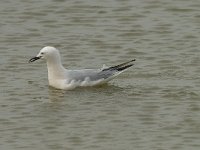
[29, 46, 135, 90]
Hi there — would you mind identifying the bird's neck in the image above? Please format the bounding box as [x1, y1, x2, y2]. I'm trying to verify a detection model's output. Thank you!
[46, 59, 65, 80]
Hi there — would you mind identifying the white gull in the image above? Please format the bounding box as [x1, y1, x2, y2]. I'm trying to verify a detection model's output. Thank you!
[29, 46, 135, 90]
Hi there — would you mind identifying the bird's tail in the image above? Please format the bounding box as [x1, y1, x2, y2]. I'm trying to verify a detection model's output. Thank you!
[102, 59, 135, 72]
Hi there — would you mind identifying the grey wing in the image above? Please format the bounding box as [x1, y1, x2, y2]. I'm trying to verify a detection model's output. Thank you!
[66, 69, 115, 81]
[67, 59, 135, 81]
[89, 70, 116, 81]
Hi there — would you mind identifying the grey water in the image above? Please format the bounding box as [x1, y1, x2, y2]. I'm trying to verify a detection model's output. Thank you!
[0, 0, 200, 149]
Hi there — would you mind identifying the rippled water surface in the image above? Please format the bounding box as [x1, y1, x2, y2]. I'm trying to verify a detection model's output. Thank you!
[1, 0, 200, 149]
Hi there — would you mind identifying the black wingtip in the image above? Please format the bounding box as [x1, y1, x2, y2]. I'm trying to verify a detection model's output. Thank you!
[116, 64, 134, 71]
[102, 59, 135, 72]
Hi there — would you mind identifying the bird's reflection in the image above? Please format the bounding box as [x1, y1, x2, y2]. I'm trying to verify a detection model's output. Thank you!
[48, 86, 66, 102]
[47, 83, 124, 102]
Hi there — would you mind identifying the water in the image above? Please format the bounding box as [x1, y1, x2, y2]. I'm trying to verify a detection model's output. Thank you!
[0, 0, 200, 149]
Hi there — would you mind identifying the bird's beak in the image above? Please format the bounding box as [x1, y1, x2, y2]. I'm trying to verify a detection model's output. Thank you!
[29, 56, 41, 63]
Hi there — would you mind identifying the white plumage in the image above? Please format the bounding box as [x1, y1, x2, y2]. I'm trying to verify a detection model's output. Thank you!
[29, 46, 135, 90]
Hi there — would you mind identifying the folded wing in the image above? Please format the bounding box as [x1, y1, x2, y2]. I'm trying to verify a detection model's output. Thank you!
[66, 60, 135, 82]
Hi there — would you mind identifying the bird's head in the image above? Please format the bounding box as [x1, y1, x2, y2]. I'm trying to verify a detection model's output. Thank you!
[29, 46, 60, 63]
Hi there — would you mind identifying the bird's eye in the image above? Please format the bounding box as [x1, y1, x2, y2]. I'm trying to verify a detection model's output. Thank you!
[41, 52, 44, 54]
